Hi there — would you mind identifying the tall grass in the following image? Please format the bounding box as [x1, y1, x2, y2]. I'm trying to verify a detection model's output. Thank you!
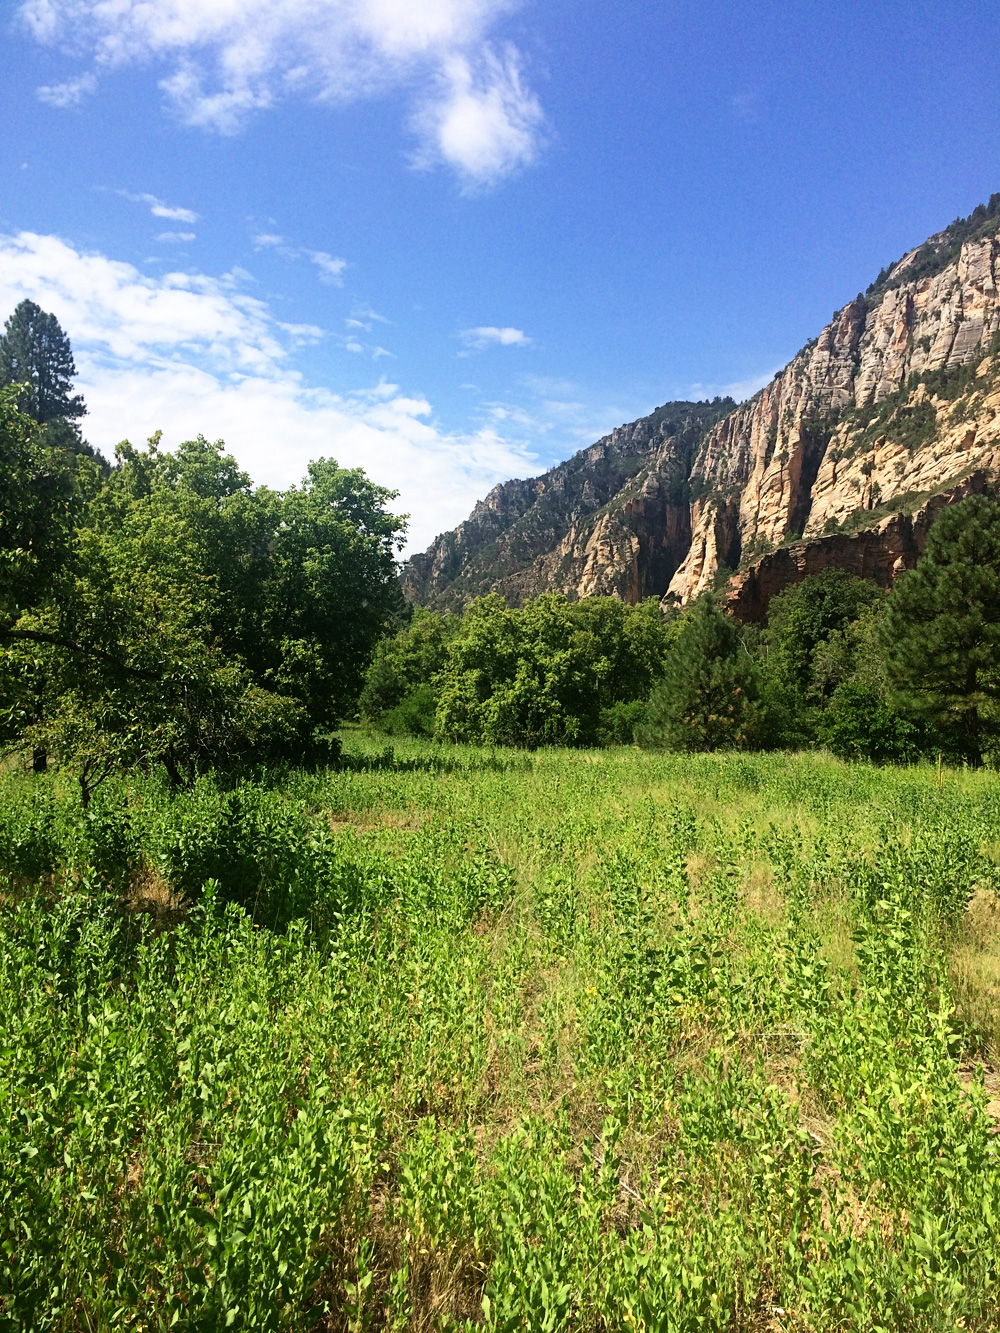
[2, 739, 1000, 1330]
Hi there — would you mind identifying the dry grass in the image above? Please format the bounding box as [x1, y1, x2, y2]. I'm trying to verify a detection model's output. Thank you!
[743, 864, 785, 927]
[948, 887, 1000, 1061]
[801, 881, 857, 982]
[126, 863, 187, 931]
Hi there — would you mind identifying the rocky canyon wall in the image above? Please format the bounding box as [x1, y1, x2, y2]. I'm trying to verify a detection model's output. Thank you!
[404, 197, 1000, 619]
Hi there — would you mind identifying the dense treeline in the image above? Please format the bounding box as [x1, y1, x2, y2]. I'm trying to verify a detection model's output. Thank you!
[360, 594, 671, 746]
[0, 301, 406, 800]
[363, 495, 1000, 766]
[7, 297, 1000, 785]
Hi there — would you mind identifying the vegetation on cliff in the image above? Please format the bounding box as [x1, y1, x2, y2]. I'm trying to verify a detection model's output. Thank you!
[866, 192, 1000, 300]
[402, 397, 734, 611]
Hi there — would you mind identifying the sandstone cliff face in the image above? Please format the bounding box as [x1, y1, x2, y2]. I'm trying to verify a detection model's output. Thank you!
[401, 399, 731, 610]
[404, 196, 1000, 618]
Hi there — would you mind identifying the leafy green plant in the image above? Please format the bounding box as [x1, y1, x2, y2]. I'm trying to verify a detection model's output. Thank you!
[4, 742, 1000, 1331]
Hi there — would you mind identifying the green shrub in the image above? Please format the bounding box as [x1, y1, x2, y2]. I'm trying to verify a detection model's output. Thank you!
[819, 681, 924, 763]
[379, 682, 438, 737]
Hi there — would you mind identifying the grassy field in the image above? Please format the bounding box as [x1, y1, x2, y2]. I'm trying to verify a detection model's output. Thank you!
[3, 735, 1000, 1331]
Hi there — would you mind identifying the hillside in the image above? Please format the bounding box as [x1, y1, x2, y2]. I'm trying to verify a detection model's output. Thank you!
[401, 398, 734, 611]
[404, 194, 1000, 618]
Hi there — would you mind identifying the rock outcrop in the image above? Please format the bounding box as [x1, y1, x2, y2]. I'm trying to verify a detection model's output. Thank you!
[404, 195, 1000, 618]
[401, 399, 733, 611]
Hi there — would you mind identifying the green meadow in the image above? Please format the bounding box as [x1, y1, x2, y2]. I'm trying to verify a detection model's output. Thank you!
[3, 736, 1000, 1331]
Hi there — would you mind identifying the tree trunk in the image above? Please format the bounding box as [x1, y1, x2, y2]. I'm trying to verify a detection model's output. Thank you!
[162, 748, 184, 789]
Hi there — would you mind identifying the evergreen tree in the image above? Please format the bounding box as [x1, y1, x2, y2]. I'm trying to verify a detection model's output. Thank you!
[637, 597, 767, 751]
[882, 495, 1000, 765]
[0, 300, 86, 425]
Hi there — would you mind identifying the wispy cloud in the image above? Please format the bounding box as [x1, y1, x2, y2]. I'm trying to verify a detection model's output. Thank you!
[253, 232, 347, 285]
[460, 324, 531, 350]
[0, 230, 536, 550]
[412, 45, 545, 188]
[478, 374, 680, 468]
[156, 231, 196, 244]
[688, 368, 779, 402]
[36, 71, 97, 106]
[308, 251, 348, 284]
[20, 0, 547, 188]
[117, 190, 199, 224]
[346, 306, 391, 331]
[730, 89, 760, 124]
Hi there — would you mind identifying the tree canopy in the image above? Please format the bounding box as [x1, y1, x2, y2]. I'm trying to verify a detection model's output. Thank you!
[881, 495, 1000, 765]
[0, 300, 86, 426]
[763, 570, 883, 713]
[431, 593, 672, 748]
[637, 597, 768, 751]
[1, 373, 407, 796]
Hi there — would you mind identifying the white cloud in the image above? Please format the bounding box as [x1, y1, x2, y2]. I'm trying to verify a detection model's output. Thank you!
[278, 320, 326, 343]
[253, 233, 347, 285]
[412, 45, 543, 186]
[20, 0, 545, 186]
[118, 190, 200, 224]
[0, 231, 536, 551]
[346, 306, 391, 332]
[306, 250, 347, 285]
[156, 231, 197, 243]
[460, 324, 530, 350]
[36, 71, 97, 106]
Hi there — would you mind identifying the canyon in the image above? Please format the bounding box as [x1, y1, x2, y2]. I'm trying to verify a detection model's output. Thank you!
[403, 196, 1000, 621]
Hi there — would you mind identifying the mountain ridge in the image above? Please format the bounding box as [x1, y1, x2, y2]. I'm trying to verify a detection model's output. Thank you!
[403, 194, 1000, 617]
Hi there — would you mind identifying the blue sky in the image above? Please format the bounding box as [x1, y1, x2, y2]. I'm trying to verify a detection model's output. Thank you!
[2, 0, 999, 550]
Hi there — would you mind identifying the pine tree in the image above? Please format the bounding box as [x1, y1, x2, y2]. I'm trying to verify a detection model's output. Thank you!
[882, 495, 1000, 765]
[0, 300, 86, 425]
[637, 597, 765, 751]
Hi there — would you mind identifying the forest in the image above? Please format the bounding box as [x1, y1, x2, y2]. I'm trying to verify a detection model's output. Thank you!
[3, 302, 1000, 1331]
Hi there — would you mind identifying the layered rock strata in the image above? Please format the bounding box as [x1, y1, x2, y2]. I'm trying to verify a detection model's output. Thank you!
[404, 196, 1000, 618]
[401, 399, 733, 611]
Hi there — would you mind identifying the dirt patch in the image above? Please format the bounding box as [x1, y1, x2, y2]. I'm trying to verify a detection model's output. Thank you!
[957, 1062, 1000, 1131]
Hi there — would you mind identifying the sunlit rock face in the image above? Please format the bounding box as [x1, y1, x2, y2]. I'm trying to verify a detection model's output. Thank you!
[401, 399, 731, 611]
[404, 199, 1000, 619]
